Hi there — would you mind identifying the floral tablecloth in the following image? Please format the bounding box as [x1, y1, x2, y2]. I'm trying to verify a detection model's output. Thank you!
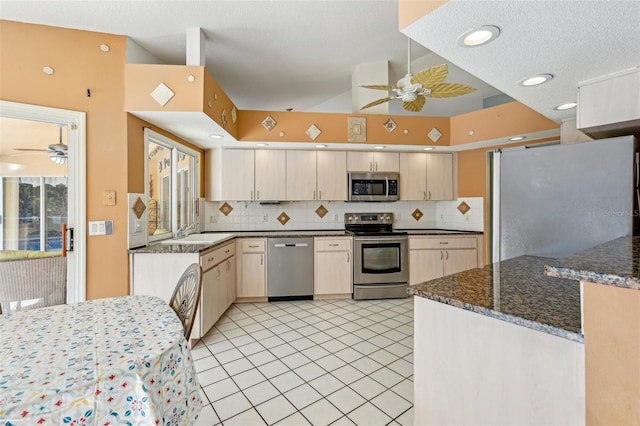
[0, 295, 202, 425]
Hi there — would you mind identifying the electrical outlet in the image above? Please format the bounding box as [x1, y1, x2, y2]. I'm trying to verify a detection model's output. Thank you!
[333, 214, 338, 221]
[396, 213, 401, 220]
[263, 214, 268, 222]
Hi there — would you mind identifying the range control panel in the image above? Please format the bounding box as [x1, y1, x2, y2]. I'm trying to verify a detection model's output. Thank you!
[345, 213, 394, 224]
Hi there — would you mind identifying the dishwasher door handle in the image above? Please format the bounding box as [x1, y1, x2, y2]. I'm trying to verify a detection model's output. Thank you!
[274, 243, 309, 248]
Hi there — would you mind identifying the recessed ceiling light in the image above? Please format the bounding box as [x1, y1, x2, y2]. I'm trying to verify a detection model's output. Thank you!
[423, 147, 435, 151]
[256, 143, 269, 147]
[457, 25, 500, 47]
[554, 102, 577, 111]
[509, 136, 526, 141]
[315, 144, 328, 148]
[208, 134, 223, 139]
[518, 74, 553, 87]
[374, 146, 385, 150]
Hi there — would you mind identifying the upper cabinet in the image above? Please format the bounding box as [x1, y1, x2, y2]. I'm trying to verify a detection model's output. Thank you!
[206, 149, 286, 201]
[286, 150, 347, 201]
[255, 150, 286, 201]
[347, 151, 399, 172]
[399, 153, 454, 201]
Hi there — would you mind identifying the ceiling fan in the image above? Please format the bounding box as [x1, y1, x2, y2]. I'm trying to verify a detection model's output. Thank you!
[14, 125, 68, 164]
[360, 38, 476, 113]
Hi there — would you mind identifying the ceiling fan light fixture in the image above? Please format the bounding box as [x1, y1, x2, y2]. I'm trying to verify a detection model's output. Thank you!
[518, 74, 553, 87]
[49, 153, 67, 165]
[554, 102, 577, 111]
[458, 25, 500, 47]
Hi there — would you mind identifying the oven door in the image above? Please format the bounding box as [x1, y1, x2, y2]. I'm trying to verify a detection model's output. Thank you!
[353, 236, 408, 285]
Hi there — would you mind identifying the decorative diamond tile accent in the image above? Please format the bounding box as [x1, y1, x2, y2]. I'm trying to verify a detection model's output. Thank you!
[383, 118, 397, 133]
[315, 205, 328, 219]
[221, 109, 228, 127]
[262, 115, 277, 132]
[150, 82, 175, 107]
[412, 209, 423, 221]
[277, 212, 290, 226]
[428, 127, 442, 143]
[132, 197, 146, 219]
[306, 124, 322, 141]
[219, 202, 233, 216]
[231, 106, 238, 124]
[457, 201, 471, 215]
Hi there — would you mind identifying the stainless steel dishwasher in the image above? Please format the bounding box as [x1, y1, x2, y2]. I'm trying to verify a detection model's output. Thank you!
[267, 237, 314, 301]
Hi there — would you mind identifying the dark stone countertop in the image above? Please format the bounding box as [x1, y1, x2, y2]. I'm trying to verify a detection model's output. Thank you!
[544, 236, 640, 291]
[400, 229, 483, 235]
[408, 255, 583, 342]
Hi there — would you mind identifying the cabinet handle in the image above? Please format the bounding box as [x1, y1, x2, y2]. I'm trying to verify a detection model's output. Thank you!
[347, 252, 350, 263]
[329, 243, 339, 247]
[439, 242, 449, 245]
[313, 190, 316, 200]
[369, 162, 373, 171]
[248, 244, 259, 248]
[217, 268, 221, 279]
[257, 190, 260, 200]
[251, 190, 254, 200]
[225, 249, 230, 253]
[440, 251, 443, 261]
[261, 254, 263, 265]
[428, 190, 431, 200]
[446, 250, 449, 260]
[423, 191, 426, 200]
[375, 162, 378, 171]
[319, 190, 322, 200]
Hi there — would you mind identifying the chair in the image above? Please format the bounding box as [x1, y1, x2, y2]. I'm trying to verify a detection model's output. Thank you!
[169, 263, 202, 339]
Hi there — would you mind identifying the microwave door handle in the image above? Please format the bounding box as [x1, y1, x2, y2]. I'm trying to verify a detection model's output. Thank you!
[385, 176, 389, 199]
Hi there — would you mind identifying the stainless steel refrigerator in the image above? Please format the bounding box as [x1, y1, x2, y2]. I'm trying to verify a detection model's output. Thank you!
[489, 135, 639, 263]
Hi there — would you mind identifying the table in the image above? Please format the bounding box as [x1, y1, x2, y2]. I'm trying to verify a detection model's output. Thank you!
[0, 295, 202, 425]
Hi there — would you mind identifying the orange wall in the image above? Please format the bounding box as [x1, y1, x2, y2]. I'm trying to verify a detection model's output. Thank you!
[583, 282, 640, 424]
[399, 0, 448, 29]
[451, 102, 559, 145]
[238, 110, 450, 147]
[1, 20, 129, 299]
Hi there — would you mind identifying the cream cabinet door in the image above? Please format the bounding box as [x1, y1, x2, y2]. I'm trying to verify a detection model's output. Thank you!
[225, 256, 236, 306]
[314, 237, 352, 295]
[200, 265, 219, 335]
[317, 151, 347, 200]
[409, 249, 444, 285]
[347, 151, 374, 172]
[219, 150, 255, 200]
[238, 252, 266, 297]
[286, 150, 317, 200]
[444, 249, 479, 277]
[426, 153, 453, 200]
[255, 150, 286, 200]
[373, 152, 399, 172]
[400, 153, 427, 200]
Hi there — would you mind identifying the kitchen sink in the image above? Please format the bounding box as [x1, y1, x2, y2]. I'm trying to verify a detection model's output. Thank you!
[160, 233, 234, 245]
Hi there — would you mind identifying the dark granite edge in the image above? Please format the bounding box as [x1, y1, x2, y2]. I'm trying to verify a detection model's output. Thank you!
[407, 287, 584, 343]
[544, 265, 640, 291]
[129, 239, 235, 254]
[398, 229, 483, 235]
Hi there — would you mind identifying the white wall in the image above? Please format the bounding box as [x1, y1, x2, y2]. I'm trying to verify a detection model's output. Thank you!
[203, 197, 483, 232]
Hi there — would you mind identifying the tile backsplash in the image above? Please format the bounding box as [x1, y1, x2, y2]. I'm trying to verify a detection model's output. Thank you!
[203, 197, 483, 232]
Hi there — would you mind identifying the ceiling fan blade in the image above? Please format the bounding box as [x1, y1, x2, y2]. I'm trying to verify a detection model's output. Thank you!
[360, 97, 394, 110]
[14, 148, 50, 152]
[427, 82, 476, 98]
[412, 64, 449, 87]
[361, 85, 395, 91]
[403, 96, 426, 112]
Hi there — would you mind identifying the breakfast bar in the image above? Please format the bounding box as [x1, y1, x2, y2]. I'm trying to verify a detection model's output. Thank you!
[409, 235, 640, 425]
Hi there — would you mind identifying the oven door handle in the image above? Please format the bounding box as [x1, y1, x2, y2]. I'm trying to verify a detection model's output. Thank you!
[354, 236, 407, 242]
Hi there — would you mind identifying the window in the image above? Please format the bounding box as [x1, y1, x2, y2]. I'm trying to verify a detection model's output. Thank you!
[145, 129, 200, 242]
[1, 176, 67, 251]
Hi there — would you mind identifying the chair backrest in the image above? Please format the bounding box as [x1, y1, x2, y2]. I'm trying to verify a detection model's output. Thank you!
[169, 263, 202, 339]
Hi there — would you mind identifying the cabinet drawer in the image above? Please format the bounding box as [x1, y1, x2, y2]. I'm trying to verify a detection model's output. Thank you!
[315, 237, 351, 251]
[201, 242, 235, 271]
[409, 236, 477, 250]
[241, 239, 266, 252]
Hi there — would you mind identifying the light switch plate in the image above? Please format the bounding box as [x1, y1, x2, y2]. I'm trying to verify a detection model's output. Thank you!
[103, 190, 116, 206]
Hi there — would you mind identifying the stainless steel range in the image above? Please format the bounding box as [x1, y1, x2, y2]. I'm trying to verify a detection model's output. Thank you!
[345, 213, 409, 300]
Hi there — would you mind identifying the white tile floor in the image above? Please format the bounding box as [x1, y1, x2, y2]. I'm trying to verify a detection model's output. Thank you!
[191, 297, 414, 426]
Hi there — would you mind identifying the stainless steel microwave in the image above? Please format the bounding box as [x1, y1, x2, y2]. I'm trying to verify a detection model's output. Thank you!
[348, 172, 399, 201]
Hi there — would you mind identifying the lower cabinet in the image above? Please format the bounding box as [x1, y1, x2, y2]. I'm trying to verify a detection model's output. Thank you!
[409, 235, 482, 285]
[236, 238, 267, 300]
[314, 237, 352, 298]
[130, 241, 235, 341]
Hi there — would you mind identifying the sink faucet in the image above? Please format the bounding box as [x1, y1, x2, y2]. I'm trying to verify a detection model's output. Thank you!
[175, 222, 197, 239]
